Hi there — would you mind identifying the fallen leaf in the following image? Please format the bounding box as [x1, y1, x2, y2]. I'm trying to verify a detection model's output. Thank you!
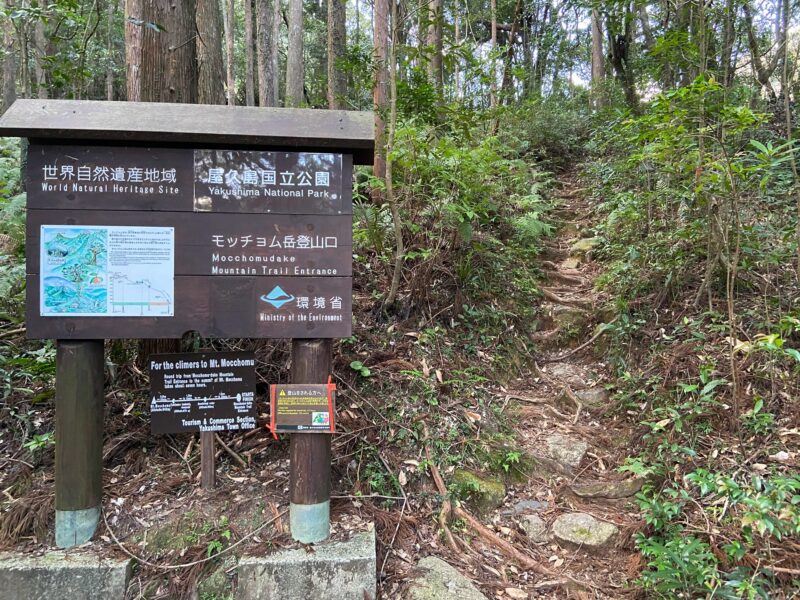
[435, 369, 443, 384]
[421, 358, 430, 377]
[464, 410, 482, 424]
[504, 588, 528, 599]
[398, 470, 407, 486]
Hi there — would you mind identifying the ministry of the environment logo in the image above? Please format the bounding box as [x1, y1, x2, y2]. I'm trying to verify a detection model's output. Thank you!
[260, 286, 295, 309]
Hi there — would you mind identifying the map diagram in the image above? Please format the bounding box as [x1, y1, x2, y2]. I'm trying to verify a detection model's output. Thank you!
[40, 225, 174, 317]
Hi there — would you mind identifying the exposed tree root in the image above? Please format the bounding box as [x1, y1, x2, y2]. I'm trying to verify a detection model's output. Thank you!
[541, 287, 592, 308]
[541, 317, 618, 363]
[425, 447, 593, 594]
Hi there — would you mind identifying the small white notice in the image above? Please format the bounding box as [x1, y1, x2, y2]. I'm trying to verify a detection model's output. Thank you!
[40, 225, 174, 317]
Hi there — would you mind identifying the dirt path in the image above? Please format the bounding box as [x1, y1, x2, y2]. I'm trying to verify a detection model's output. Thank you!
[492, 175, 643, 598]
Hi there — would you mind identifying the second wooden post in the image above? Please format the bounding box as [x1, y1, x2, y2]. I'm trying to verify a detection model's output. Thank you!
[289, 338, 332, 543]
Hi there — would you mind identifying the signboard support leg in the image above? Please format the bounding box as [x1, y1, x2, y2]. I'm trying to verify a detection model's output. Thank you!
[200, 431, 216, 489]
[55, 340, 104, 549]
[289, 339, 332, 544]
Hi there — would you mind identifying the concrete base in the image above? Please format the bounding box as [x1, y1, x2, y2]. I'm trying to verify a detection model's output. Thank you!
[0, 551, 132, 600]
[55, 507, 100, 548]
[237, 527, 376, 600]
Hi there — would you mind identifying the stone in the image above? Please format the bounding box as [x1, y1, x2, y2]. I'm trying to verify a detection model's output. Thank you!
[545, 363, 592, 390]
[198, 556, 236, 599]
[552, 513, 618, 551]
[501, 499, 549, 516]
[570, 478, 644, 499]
[560, 257, 580, 270]
[406, 556, 487, 600]
[520, 514, 548, 543]
[548, 305, 588, 331]
[569, 237, 600, 257]
[236, 528, 376, 600]
[572, 387, 609, 407]
[0, 551, 132, 600]
[451, 470, 506, 515]
[545, 434, 588, 471]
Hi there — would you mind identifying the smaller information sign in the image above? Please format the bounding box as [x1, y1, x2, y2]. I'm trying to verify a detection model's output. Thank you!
[150, 351, 257, 434]
[270, 383, 336, 433]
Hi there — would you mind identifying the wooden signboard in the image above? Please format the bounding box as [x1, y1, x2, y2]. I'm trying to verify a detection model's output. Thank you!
[24, 144, 353, 340]
[270, 383, 336, 433]
[149, 351, 257, 435]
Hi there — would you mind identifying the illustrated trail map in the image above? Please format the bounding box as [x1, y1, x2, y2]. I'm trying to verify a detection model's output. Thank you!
[40, 225, 175, 317]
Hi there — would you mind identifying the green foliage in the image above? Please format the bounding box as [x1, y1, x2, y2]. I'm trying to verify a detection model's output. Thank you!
[349, 360, 371, 377]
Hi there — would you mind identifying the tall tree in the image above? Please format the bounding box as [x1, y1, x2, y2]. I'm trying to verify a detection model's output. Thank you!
[124, 0, 197, 360]
[197, 0, 226, 105]
[1, 3, 16, 113]
[125, 0, 197, 104]
[285, 0, 304, 106]
[427, 0, 443, 95]
[591, 8, 605, 108]
[373, 0, 389, 180]
[256, 0, 277, 106]
[223, 0, 236, 105]
[327, 0, 346, 109]
[245, 0, 256, 105]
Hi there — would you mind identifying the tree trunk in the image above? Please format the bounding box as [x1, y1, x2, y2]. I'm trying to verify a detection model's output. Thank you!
[33, 17, 47, 98]
[489, 0, 497, 107]
[427, 0, 442, 97]
[106, 1, 115, 100]
[197, 0, 226, 104]
[327, 0, 347, 109]
[245, 0, 256, 105]
[373, 0, 388, 181]
[223, 0, 236, 105]
[271, 0, 281, 104]
[124, 0, 197, 362]
[285, 0, 304, 106]
[499, 0, 522, 103]
[125, 0, 198, 104]
[591, 9, 605, 108]
[257, 0, 276, 106]
[1, 5, 16, 114]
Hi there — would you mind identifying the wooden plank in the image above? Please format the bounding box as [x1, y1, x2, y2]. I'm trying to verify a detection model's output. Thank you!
[55, 340, 104, 512]
[27, 210, 353, 277]
[27, 275, 352, 339]
[200, 432, 216, 490]
[26, 144, 353, 215]
[0, 100, 374, 164]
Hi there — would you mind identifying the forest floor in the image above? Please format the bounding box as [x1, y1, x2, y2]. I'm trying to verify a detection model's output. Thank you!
[0, 172, 649, 600]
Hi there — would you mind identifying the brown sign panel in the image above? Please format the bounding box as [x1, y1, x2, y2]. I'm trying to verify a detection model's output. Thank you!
[26, 275, 352, 339]
[270, 383, 336, 433]
[26, 210, 352, 277]
[26, 144, 352, 215]
[150, 351, 257, 434]
[24, 143, 354, 341]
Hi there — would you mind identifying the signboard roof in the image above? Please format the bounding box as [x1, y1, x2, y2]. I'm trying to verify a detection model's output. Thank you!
[0, 100, 375, 164]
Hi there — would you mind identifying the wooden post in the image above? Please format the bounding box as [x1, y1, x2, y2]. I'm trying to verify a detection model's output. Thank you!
[289, 338, 332, 543]
[55, 340, 104, 548]
[200, 431, 216, 489]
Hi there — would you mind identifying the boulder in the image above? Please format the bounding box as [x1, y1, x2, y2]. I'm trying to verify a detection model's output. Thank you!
[451, 470, 506, 515]
[570, 237, 600, 258]
[572, 387, 609, 407]
[545, 434, 588, 471]
[545, 363, 592, 390]
[520, 514, 549, 543]
[406, 556, 487, 600]
[569, 478, 644, 499]
[552, 513, 618, 551]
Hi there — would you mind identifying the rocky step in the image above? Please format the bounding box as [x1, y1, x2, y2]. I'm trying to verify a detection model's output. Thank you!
[406, 556, 487, 600]
[551, 513, 618, 552]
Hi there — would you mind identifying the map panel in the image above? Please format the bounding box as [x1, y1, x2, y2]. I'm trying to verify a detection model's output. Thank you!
[40, 225, 174, 317]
